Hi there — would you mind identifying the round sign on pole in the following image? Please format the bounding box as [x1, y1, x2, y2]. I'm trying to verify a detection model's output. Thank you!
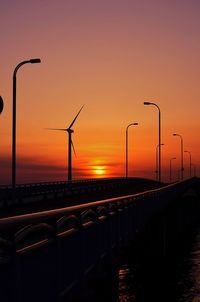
[0, 96, 3, 114]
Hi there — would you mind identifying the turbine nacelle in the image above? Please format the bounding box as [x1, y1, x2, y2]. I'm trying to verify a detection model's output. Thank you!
[67, 128, 74, 134]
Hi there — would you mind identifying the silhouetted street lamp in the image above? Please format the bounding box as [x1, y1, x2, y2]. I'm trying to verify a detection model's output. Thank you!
[12, 59, 41, 199]
[144, 101, 161, 182]
[173, 133, 184, 180]
[126, 122, 138, 178]
[184, 150, 192, 178]
[0, 96, 4, 114]
[169, 157, 176, 183]
[155, 143, 164, 181]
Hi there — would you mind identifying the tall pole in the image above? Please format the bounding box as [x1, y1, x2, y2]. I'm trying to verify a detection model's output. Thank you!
[169, 157, 176, 183]
[155, 144, 158, 181]
[126, 122, 138, 178]
[67, 129, 73, 181]
[184, 150, 192, 178]
[144, 101, 161, 182]
[173, 133, 184, 180]
[156, 143, 164, 181]
[12, 59, 41, 200]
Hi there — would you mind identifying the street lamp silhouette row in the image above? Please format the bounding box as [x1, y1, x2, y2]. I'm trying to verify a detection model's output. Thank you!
[126, 103, 193, 182]
[1, 58, 194, 197]
[126, 102, 162, 181]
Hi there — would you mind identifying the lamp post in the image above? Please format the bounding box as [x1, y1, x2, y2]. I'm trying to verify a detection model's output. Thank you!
[155, 143, 164, 181]
[144, 101, 161, 182]
[169, 157, 176, 183]
[173, 133, 184, 180]
[12, 59, 41, 199]
[126, 122, 138, 178]
[184, 150, 192, 178]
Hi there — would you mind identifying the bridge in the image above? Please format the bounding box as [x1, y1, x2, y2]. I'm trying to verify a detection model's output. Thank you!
[0, 177, 199, 302]
[0, 177, 161, 216]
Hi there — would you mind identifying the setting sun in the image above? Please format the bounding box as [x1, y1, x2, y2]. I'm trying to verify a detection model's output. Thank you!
[0, 0, 199, 186]
[93, 166, 106, 176]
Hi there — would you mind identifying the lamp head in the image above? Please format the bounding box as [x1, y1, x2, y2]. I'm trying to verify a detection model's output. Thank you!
[144, 101, 151, 105]
[0, 96, 3, 114]
[30, 58, 41, 64]
[173, 133, 178, 136]
[133, 123, 138, 125]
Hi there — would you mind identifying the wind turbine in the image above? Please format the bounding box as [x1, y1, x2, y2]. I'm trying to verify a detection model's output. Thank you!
[47, 105, 84, 181]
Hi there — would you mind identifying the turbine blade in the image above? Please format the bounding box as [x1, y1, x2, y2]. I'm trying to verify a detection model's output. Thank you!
[71, 140, 77, 157]
[68, 105, 84, 129]
[45, 128, 67, 131]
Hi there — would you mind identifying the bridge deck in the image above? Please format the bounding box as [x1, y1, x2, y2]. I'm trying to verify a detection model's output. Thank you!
[0, 177, 199, 302]
[0, 177, 162, 218]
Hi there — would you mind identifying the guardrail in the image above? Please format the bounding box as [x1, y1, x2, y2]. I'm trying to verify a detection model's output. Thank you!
[0, 177, 131, 189]
[0, 177, 158, 210]
[0, 177, 198, 302]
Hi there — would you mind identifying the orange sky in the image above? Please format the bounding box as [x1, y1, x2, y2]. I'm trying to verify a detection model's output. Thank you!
[0, 0, 200, 184]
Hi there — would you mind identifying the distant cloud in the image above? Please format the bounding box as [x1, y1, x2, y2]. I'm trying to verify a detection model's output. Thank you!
[0, 154, 103, 184]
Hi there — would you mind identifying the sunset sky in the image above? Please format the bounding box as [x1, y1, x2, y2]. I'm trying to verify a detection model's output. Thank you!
[0, 0, 200, 184]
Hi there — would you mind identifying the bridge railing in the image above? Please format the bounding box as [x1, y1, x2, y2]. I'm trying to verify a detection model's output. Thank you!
[0, 177, 197, 230]
[0, 177, 134, 190]
[0, 177, 198, 302]
[0, 177, 157, 209]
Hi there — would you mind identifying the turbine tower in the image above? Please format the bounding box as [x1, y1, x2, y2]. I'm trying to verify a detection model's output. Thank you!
[48, 105, 84, 181]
